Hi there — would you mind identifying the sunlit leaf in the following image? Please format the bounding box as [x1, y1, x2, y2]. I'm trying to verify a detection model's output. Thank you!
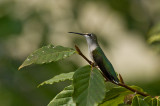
[148, 34, 160, 44]
[148, 23, 160, 37]
[100, 94, 126, 106]
[131, 96, 149, 106]
[148, 23, 160, 52]
[19, 45, 76, 69]
[157, 97, 160, 106]
[48, 85, 76, 106]
[100, 86, 143, 106]
[38, 72, 74, 87]
[144, 96, 152, 106]
[144, 96, 160, 106]
[152, 98, 157, 106]
[104, 86, 143, 101]
[73, 65, 106, 106]
[105, 82, 118, 91]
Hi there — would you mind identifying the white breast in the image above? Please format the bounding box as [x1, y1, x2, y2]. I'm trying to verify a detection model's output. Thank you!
[85, 36, 98, 61]
[88, 44, 98, 61]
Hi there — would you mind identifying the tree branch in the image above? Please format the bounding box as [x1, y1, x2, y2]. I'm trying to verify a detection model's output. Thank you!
[75, 45, 151, 97]
[75, 45, 93, 66]
[118, 83, 150, 97]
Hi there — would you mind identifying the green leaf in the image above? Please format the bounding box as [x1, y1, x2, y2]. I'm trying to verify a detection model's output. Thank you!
[131, 96, 149, 106]
[157, 97, 160, 106]
[100, 94, 126, 106]
[148, 34, 160, 44]
[48, 85, 76, 106]
[144, 96, 152, 106]
[73, 65, 106, 106]
[148, 22, 160, 38]
[105, 82, 118, 91]
[152, 98, 157, 106]
[147, 23, 160, 52]
[38, 72, 74, 87]
[19, 45, 76, 69]
[104, 86, 143, 101]
[144, 96, 160, 106]
[156, 97, 160, 106]
[100, 86, 143, 106]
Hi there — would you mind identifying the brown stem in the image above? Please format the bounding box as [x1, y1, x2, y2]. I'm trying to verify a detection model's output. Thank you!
[75, 45, 93, 65]
[118, 83, 150, 97]
[119, 74, 125, 84]
[75, 45, 151, 97]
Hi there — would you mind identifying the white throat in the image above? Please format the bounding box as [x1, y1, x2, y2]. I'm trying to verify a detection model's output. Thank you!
[85, 37, 98, 51]
[85, 37, 98, 61]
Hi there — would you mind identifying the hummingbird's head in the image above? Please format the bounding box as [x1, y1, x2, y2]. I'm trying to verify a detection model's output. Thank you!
[68, 32, 98, 43]
[84, 33, 97, 42]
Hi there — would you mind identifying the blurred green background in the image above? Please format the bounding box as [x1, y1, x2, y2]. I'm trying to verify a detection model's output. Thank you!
[0, 0, 160, 106]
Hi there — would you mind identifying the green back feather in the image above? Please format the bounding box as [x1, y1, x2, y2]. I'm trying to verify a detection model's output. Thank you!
[92, 47, 119, 82]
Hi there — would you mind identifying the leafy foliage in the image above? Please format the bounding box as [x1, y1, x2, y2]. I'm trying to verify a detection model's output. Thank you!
[19, 45, 160, 106]
[104, 85, 143, 100]
[73, 65, 106, 106]
[100, 86, 143, 106]
[38, 72, 74, 87]
[148, 35, 160, 44]
[144, 96, 153, 106]
[132, 96, 149, 106]
[144, 96, 160, 106]
[131, 96, 160, 106]
[19, 45, 76, 69]
[48, 85, 76, 106]
[148, 23, 160, 52]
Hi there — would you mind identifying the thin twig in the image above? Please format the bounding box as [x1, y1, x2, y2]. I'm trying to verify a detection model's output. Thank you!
[118, 83, 150, 97]
[75, 45, 151, 97]
[75, 45, 93, 65]
[119, 74, 125, 84]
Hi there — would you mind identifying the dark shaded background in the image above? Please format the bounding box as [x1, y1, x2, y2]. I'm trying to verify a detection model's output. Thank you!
[0, 0, 160, 106]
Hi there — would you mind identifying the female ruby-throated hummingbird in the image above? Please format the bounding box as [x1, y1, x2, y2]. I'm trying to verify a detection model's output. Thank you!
[69, 32, 119, 84]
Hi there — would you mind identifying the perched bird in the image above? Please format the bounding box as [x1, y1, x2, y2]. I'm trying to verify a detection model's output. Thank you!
[69, 32, 119, 84]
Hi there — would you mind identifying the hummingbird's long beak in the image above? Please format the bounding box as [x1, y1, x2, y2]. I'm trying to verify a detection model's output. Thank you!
[68, 32, 86, 36]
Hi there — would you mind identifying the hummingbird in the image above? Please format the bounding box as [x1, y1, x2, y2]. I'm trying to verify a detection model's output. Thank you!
[69, 32, 119, 84]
